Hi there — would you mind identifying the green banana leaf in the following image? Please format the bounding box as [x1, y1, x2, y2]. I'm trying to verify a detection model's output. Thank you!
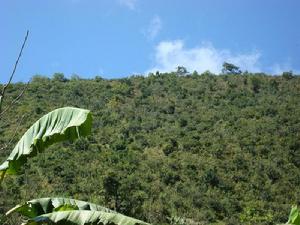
[287, 205, 300, 225]
[21, 210, 150, 225]
[6, 197, 115, 218]
[0, 107, 92, 182]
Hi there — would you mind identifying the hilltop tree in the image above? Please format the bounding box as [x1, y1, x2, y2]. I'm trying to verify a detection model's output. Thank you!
[52, 73, 68, 82]
[282, 71, 294, 80]
[176, 66, 188, 76]
[222, 62, 242, 74]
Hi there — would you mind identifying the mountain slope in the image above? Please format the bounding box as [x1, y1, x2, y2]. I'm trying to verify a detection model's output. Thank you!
[0, 72, 299, 225]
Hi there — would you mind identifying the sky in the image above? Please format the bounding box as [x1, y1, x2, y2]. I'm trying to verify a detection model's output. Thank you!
[0, 0, 300, 83]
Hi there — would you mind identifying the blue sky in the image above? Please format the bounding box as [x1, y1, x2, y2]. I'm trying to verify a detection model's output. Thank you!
[0, 0, 299, 83]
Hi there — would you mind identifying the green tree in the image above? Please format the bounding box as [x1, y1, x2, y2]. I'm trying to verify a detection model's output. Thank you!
[282, 71, 294, 80]
[222, 62, 242, 74]
[176, 66, 188, 76]
[52, 73, 68, 82]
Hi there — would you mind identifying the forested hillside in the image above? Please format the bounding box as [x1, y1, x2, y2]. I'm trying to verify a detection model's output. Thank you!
[0, 72, 299, 225]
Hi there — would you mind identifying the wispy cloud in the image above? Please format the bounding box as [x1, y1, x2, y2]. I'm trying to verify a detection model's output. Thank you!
[51, 61, 61, 69]
[146, 40, 261, 74]
[144, 15, 162, 40]
[118, 0, 138, 10]
[270, 63, 291, 75]
[269, 60, 300, 75]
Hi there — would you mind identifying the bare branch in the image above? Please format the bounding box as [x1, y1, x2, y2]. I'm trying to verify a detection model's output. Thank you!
[0, 114, 26, 151]
[0, 82, 29, 118]
[0, 170, 5, 184]
[0, 30, 29, 113]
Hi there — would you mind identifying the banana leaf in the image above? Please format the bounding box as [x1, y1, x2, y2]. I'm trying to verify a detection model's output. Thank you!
[0, 107, 92, 182]
[21, 210, 149, 225]
[6, 197, 115, 218]
[287, 205, 300, 225]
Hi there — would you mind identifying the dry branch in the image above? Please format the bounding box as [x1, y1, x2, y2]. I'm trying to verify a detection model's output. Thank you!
[0, 30, 29, 114]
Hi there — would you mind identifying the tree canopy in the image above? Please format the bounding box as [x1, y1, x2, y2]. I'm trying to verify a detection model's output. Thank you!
[0, 71, 299, 225]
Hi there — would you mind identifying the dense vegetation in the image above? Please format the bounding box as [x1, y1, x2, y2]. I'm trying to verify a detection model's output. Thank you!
[0, 71, 299, 225]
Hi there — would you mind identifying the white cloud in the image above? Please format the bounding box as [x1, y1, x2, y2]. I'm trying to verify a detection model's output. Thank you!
[144, 15, 162, 40]
[269, 62, 300, 75]
[98, 67, 104, 75]
[270, 63, 290, 75]
[51, 61, 60, 69]
[118, 0, 137, 10]
[146, 40, 262, 74]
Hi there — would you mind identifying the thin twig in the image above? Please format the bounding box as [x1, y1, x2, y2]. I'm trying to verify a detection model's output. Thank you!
[0, 82, 29, 118]
[0, 114, 26, 151]
[0, 170, 5, 184]
[0, 30, 29, 113]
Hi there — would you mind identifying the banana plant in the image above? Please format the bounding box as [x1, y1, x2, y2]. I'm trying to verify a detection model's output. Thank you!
[0, 107, 92, 183]
[1, 107, 150, 225]
[7, 197, 149, 225]
[287, 205, 300, 225]
[6, 197, 115, 217]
